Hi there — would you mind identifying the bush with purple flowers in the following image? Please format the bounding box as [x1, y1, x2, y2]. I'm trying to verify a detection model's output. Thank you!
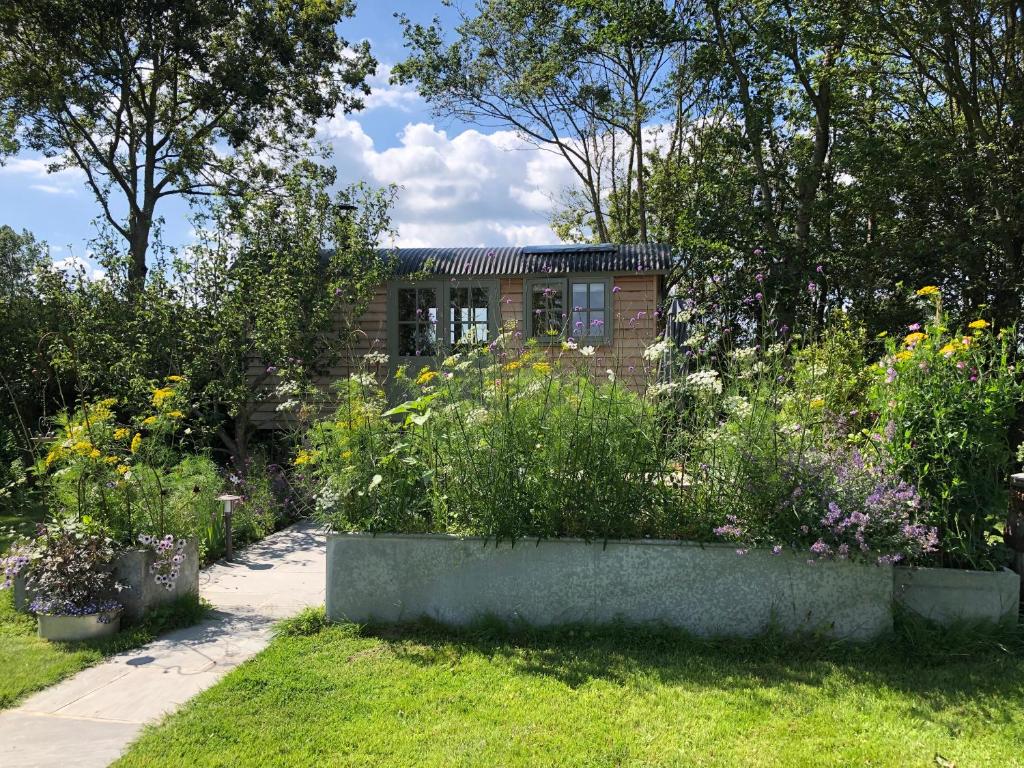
[138, 533, 188, 591]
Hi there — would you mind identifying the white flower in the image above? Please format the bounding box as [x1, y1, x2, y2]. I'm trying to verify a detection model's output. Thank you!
[276, 398, 300, 412]
[684, 332, 705, 348]
[642, 339, 673, 362]
[364, 351, 389, 365]
[349, 372, 377, 387]
[579, 345, 596, 357]
[648, 381, 681, 397]
[724, 395, 751, 417]
[686, 369, 723, 395]
[565, 338, 578, 350]
[730, 346, 757, 361]
[606, 369, 615, 382]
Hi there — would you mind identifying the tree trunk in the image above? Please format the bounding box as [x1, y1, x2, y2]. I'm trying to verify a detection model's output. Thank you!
[127, 211, 151, 289]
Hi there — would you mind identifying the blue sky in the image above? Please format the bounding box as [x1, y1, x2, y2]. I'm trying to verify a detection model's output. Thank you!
[0, 1, 572, 273]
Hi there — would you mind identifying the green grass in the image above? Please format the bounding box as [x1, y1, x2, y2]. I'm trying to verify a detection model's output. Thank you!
[0, 589, 209, 710]
[116, 609, 1024, 768]
[0, 501, 46, 552]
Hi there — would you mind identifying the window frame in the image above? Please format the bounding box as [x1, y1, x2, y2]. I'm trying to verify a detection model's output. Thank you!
[388, 279, 500, 367]
[523, 274, 614, 344]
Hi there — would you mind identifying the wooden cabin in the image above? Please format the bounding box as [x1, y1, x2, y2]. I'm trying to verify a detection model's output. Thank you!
[253, 243, 674, 428]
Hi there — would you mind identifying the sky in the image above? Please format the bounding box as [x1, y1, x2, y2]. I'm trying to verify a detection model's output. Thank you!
[0, 1, 575, 273]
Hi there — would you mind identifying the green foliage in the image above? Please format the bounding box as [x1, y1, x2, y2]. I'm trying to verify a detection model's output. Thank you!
[274, 606, 332, 638]
[865, 296, 1021, 569]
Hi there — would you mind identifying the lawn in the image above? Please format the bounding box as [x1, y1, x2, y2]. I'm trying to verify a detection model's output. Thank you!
[0, 501, 46, 552]
[116, 611, 1024, 768]
[0, 589, 207, 710]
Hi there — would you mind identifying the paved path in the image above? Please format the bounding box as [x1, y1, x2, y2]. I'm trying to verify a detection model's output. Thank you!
[0, 521, 326, 768]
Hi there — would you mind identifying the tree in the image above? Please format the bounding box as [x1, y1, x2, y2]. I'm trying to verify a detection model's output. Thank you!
[177, 162, 396, 471]
[394, 0, 686, 243]
[0, 0, 375, 289]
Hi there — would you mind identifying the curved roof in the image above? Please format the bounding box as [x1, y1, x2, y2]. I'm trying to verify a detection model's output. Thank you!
[383, 243, 675, 277]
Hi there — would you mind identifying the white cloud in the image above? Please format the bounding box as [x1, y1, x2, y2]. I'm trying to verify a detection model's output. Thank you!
[364, 64, 423, 113]
[0, 155, 84, 196]
[30, 184, 75, 196]
[51, 254, 104, 281]
[319, 112, 577, 247]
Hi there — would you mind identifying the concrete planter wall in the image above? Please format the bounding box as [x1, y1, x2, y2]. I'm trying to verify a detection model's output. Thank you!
[37, 611, 121, 642]
[894, 565, 1020, 625]
[13, 538, 199, 622]
[327, 534, 895, 640]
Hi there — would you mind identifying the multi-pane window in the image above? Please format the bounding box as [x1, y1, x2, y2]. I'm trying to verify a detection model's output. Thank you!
[528, 281, 566, 339]
[396, 286, 439, 357]
[526, 277, 612, 342]
[571, 281, 607, 339]
[450, 286, 491, 346]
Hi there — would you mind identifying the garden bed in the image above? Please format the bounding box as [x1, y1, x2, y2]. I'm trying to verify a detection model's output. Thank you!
[328, 534, 1021, 639]
[327, 533, 895, 640]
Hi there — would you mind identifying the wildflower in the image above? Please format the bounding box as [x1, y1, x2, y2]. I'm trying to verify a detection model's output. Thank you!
[88, 448, 101, 459]
[114, 427, 130, 440]
[903, 331, 926, 348]
[531, 361, 552, 375]
[612, 285, 621, 293]
[579, 346, 596, 357]
[117, 464, 130, 475]
[104, 455, 118, 465]
[939, 342, 957, 357]
[885, 367, 897, 384]
[130, 433, 142, 454]
[415, 369, 439, 385]
[503, 360, 522, 372]
[686, 370, 722, 395]
[142, 416, 158, 426]
[165, 375, 184, 382]
[642, 339, 673, 362]
[72, 440, 93, 455]
[916, 285, 940, 296]
[809, 397, 826, 409]
[907, 323, 921, 331]
[151, 387, 175, 407]
[755, 273, 765, 282]
[168, 410, 184, 419]
[293, 450, 315, 466]
[894, 350, 912, 362]
[968, 319, 989, 330]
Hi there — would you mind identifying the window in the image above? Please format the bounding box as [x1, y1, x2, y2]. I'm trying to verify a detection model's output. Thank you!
[526, 277, 612, 343]
[450, 286, 491, 346]
[571, 281, 607, 339]
[527, 280, 566, 340]
[396, 285, 439, 357]
[391, 281, 498, 360]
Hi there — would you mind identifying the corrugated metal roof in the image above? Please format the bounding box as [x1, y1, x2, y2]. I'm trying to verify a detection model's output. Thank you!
[381, 244, 675, 276]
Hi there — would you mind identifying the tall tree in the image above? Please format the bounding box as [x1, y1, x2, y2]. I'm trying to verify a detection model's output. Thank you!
[394, 0, 685, 243]
[0, 0, 374, 289]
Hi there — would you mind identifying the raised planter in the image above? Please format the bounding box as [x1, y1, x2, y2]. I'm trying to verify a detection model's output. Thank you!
[114, 538, 200, 622]
[894, 565, 1020, 625]
[327, 533, 895, 640]
[37, 611, 121, 642]
[13, 537, 199, 622]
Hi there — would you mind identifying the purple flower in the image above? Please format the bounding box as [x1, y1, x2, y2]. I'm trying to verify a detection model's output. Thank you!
[755, 292, 763, 301]
[816, 265, 824, 273]
[755, 273, 765, 282]
[612, 285, 621, 293]
[907, 323, 921, 331]
[885, 367, 897, 384]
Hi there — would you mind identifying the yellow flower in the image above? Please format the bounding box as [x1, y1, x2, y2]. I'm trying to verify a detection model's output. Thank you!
[114, 427, 130, 440]
[894, 350, 912, 362]
[293, 449, 316, 466]
[415, 369, 439, 386]
[104, 455, 119, 465]
[45, 447, 63, 467]
[116, 464, 130, 475]
[916, 285, 940, 297]
[502, 360, 522, 372]
[341, 450, 353, 460]
[142, 415, 158, 426]
[875, 331, 888, 339]
[99, 398, 118, 408]
[809, 397, 825, 409]
[531, 362, 552, 375]
[968, 319, 989, 330]
[938, 343, 958, 357]
[168, 410, 184, 419]
[903, 332, 926, 347]
[165, 375, 184, 382]
[130, 433, 142, 454]
[89, 448, 101, 459]
[151, 387, 175, 407]
[72, 440, 93, 455]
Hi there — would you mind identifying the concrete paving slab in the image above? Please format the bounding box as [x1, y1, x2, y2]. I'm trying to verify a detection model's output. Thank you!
[0, 519, 326, 767]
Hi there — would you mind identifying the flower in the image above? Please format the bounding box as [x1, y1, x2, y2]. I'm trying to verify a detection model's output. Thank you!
[885, 367, 897, 384]
[130, 433, 142, 453]
[88, 448, 101, 459]
[939, 342, 958, 357]
[151, 387, 175, 407]
[907, 323, 921, 331]
[531, 362, 552, 375]
[114, 428, 130, 440]
[168, 410, 184, 419]
[968, 319, 989, 330]
[809, 397, 826, 409]
[903, 331, 926, 348]
[916, 285, 940, 296]
[579, 346, 596, 357]
[415, 369, 439, 386]
[165, 375, 184, 382]
[293, 449, 316, 466]
[142, 416, 158, 426]
[612, 285, 621, 293]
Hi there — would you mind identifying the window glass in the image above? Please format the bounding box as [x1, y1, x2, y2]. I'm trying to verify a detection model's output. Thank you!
[530, 283, 565, 338]
[570, 281, 609, 338]
[397, 287, 438, 356]
[450, 285, 491, 345]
